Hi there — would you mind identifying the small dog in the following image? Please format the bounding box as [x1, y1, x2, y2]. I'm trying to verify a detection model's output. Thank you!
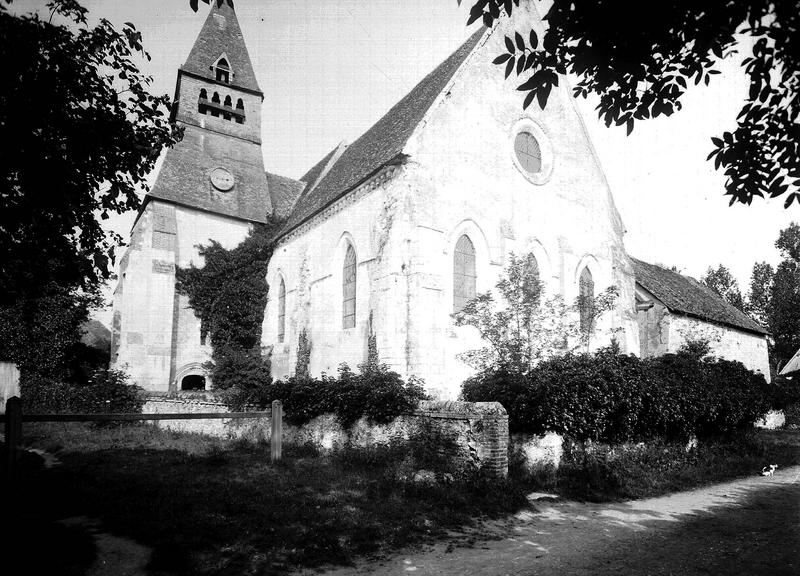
[761, 464, 778, 476]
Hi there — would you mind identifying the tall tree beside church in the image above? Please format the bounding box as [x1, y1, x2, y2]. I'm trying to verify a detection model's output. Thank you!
[459, 0, 800, 207]
[746, 262, 774, 327]
[0, 0, 180, 377]
[701, 265, 745, 312]
[767, 223, 800, 371]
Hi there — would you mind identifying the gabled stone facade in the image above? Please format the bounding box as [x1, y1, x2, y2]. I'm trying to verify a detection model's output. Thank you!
[264, 4, 640, 398]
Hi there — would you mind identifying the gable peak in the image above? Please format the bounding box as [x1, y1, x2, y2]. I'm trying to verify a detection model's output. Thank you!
[181, 1, 261, 94]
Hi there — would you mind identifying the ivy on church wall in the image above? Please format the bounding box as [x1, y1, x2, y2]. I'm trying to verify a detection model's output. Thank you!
[176, 219, 282, 390]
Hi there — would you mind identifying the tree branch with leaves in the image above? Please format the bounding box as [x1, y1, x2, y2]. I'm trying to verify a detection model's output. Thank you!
[453, 252, 619, 374]
[460, 0, 800, 207]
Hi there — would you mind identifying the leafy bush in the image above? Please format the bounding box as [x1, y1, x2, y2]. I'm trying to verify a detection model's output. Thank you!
[21, 368, 144, 414]
[212, 350, 272, 392]
[453, 252, 619, 373]
[223, 362, 428, 427]
[463, 345, 773, 441]
[175, 221, 282, 391]
[770, 375, 800, 411]
[334, 364, 427, 427]
[522, 431, 800, 502]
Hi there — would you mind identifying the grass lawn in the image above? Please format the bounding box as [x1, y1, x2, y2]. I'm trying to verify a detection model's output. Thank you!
[5, 423, 527, 575]
[4, 423, 799, 575]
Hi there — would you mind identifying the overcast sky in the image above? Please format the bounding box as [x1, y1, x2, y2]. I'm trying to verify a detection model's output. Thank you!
[13, 0, 797, 324]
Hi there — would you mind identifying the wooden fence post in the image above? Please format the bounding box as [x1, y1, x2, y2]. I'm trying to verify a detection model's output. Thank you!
[5, 396, 22, 480]
[271, 400, 282, 462]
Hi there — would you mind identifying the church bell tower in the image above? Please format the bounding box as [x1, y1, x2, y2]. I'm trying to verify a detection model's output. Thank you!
[111, 2, 272, 391]
[149, 0, 272, 220]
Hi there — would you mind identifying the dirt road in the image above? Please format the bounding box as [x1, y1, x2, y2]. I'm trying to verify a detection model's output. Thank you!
[316, 466, 800, 576]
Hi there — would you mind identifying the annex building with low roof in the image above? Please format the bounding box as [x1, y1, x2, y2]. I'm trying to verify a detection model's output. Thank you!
[633, 258, 770, 379]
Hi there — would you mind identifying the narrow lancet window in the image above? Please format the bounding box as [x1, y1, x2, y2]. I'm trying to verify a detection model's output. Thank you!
[343, 244, 357, 329]
[453, 235, 476, 313]
[579, 267, 595, 334]
[277, 277, 286, 343]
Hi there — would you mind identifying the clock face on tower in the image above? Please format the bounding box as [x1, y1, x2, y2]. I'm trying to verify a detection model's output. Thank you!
[210, 167, 235, 191]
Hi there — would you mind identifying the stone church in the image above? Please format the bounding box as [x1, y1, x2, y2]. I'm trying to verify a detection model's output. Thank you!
[111, 2, 770, 398]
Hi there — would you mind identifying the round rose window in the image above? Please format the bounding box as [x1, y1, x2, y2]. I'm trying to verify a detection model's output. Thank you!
[514, 131, 542, 175]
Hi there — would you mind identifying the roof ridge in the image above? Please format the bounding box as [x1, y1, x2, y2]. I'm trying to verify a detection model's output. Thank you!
[279, 27, 486, 237]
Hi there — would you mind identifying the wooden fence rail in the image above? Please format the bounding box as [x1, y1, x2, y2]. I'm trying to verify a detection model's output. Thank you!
[2, 397, 283, 480]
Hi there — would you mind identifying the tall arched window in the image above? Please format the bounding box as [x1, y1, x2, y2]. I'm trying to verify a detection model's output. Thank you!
[521, 253, 541, 300]
[579, 267, 595, 333]
[453, 235, 477, 313]
[277, 277, 286, 343]
[343, 244, 357, 329]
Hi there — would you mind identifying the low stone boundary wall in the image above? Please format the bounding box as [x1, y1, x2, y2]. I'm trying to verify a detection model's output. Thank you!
[1, 361, 20, 413]
[510, 432, 563, 470]
[142, 394, 509, 477]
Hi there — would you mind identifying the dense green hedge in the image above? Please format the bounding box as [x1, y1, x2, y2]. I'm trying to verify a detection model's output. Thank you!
[462, 345, 775, 441]
[21, 368, 144, 414]
[223, 362, 428, 427]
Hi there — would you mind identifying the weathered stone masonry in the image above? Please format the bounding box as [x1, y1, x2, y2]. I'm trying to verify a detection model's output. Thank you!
[143, 396, 510, 477]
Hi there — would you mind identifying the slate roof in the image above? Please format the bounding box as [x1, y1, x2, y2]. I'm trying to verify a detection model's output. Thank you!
[631, 257, 768, 335]
[279, 27, 487, 236]
[181, 1, 261, 94]
[267, 172, 305, 220]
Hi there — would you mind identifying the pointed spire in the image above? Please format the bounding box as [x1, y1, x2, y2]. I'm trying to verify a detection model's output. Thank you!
[181, 0, 261, 93]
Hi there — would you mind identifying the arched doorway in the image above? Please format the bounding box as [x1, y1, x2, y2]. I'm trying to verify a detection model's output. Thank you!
[180, 374, 206, 391]
[173, 362, 211, 392]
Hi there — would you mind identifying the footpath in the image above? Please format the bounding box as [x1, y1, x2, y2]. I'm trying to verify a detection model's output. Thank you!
[316, 465, 800, 576]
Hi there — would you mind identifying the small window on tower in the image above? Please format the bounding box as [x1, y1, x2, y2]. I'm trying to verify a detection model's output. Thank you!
[224, 95, 232, 108]
[234, 98, 245, 124]
[215, 58, 230, 83]
[198, 89, 208, 114]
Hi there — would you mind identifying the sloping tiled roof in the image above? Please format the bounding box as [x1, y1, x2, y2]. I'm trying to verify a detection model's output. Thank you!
[267, 172, 305, 220]
[280, 27, 487, 236]
[780, 348, 800, 375]
[631, 257, 768, 335]
[181, 1, 261, 94]
[148, 125, 271, 222]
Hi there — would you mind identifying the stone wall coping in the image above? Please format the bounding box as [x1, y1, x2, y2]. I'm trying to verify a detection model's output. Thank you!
[146, 391, 221, 401]
[413, 400, 508, 419]
[143, 396, 508, 420]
